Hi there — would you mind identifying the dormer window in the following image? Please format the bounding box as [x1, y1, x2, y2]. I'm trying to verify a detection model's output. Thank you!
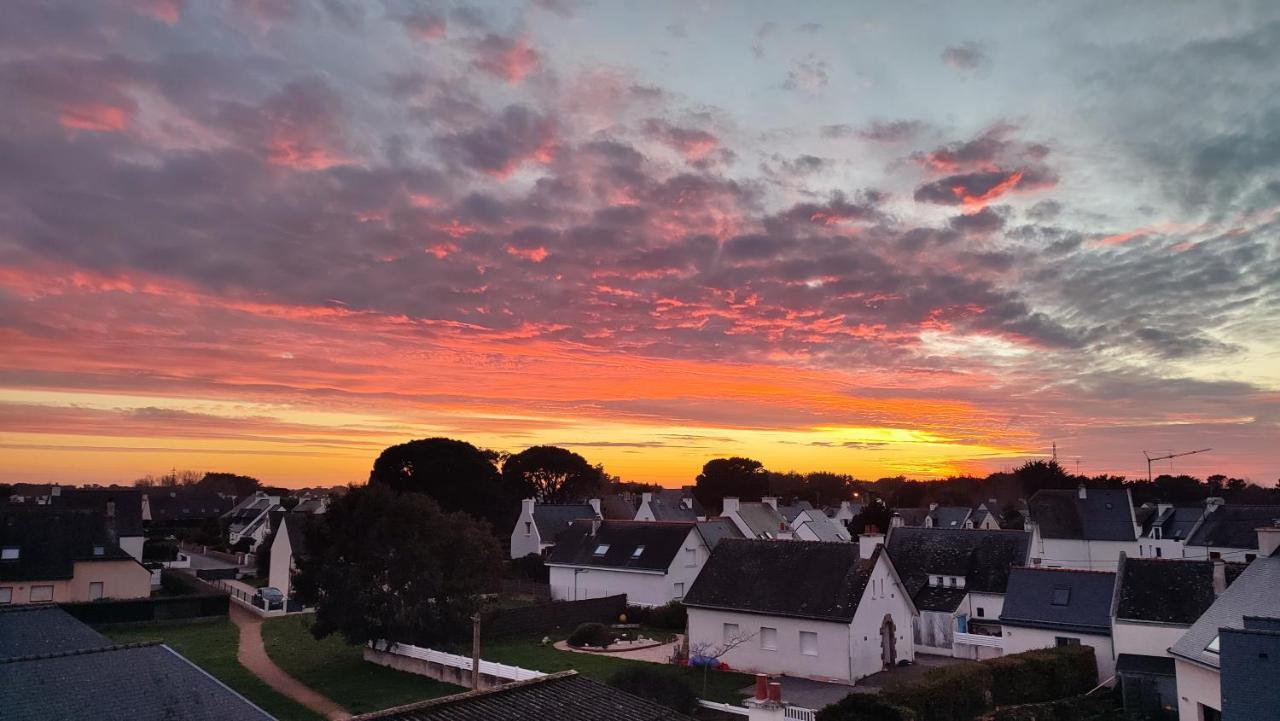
[593, 544, 610, 556]
[631, 545, 646, 558]
[0, 547, 18, 561]
[1051, 586, 1070, 606]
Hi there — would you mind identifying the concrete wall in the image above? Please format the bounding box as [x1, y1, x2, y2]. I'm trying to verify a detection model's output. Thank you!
[1174, 658, 1220, 721]
[1002, 626, 1115, 680]
[364, 647, 505, 691]
[687, 606, 854, 682]
[1112, 619, 1187, 658]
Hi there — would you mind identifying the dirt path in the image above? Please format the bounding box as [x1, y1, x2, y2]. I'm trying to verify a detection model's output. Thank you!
[230, 604, 351, 721]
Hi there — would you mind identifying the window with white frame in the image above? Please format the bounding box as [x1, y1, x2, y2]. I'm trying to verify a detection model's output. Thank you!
[0, 547, 18, 561]
[631, 545, 646, 558]
[760, 626, 778, 650]
[89, 582, 104, 600]
[673, 582, 684, 599]
[30, 585, 53, 603]
[723, 623, 739, 644]
[685, 548, 697, 567]
[593, 544, 610, 556]
[799, 630, 818, 656]
[0, 587, 11, 604]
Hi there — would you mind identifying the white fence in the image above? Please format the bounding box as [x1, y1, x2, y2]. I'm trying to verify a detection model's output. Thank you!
[954, 631, 1003, 648]
[784, 706, 817, 721]
[383, 642, 546, 682]
[695, 700, 817, 720]
[697, 700, 749, 716]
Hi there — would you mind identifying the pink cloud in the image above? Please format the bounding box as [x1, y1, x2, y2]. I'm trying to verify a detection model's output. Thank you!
[472, 35, 540, 85]
[59, 102, 133, 132]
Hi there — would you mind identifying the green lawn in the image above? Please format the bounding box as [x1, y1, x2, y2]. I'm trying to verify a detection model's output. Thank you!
[262, 615, 463, 715]
[102, 619, 323, 721]
[480, 632, 753, 704]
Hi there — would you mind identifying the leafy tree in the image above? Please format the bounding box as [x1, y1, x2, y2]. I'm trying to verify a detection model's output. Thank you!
[1012, 459, 1072, 496]
[693, 457, 769, 512]
[848, 498, 893, 535]
[198, 472, 263, 496]
[367, 437, 514, 533]
[501, 445, 605, 503]
[607, 666, 698, 715]
[294, 484, 502, 646]
[801, 471, 857, 506]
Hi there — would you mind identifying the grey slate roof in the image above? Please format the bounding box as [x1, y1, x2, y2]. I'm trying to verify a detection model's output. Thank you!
[777, 501, 814, 523]
[653, 488, 705, 517]
[352, 670, 693, 720]
[732, 502, 789, 538]
[0, 642, 276, 720]
[55, 488, 145, 537]
[1000, 567, 1117, 634]
[532, 504, 598, 541]
[647, 499, 698, 522]
[599, 494, 640, 520]
[0, 508, 135, 582]
[282, 514, 315, 559]
[0, 606, 112, 658]
[1185, 505, 1280, 550]
[797, 519, 844, 542]
[893, 508, 929, 527]
[1115, 556, 1245, 625]
[146, 489, 236, 521]
[1028, 488, 1136, 541]
[885, 527, 1032, 611]
[1140, 506, 1202, 541]
[929, 506, 972, 529]
[546, 520, 694, 571]
[1170, 555, 1280, 669]
[683, 538, 877, 622]
[695, 517, 742, 549]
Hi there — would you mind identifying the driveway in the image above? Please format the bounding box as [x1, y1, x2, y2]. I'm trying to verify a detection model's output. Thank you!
[736, 676, 855, 710]
[186, 550, 238, 571]
[230, 604, 351, 721]
[853, 654, 970, 693]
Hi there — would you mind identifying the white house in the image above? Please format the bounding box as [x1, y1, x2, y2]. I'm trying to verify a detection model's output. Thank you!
[1178, 502, 1280, 563]
[721, 497, 791, 540]
[545, 519, 709, 607]
[683, 538, 917, 684]
[969, 501, 1003, 530]
[884, 526, 1032, 660]
[225, 492, 282, 550]
[634, 491, 703, 522]
[1026, 487, 1139, 570]
[791, 507, 851, 542]
[999, 566, 1118, 680]
[830, 501, 862, 526]
[509, 498, 600, 559]
[267, 513, 314, 600]
[1111, 554, 1242, 718]
[1168, 531, 1280, 721]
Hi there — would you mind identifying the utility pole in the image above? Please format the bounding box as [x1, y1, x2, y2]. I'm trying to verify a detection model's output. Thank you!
[471, 613, 481, 690]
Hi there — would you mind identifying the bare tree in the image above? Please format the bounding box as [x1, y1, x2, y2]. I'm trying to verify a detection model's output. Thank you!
[688, 631, 757, 696]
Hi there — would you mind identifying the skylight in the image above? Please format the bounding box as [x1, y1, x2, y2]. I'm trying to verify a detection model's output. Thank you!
[1051, 586, 1071, 606]
[631, 545, 646, 558]
[1206, 635, 1220, 654]
[593, 544, 610, 556]
[0, 547, 18, 561]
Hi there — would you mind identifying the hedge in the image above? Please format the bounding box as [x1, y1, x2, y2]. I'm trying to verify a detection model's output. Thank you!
[625, 601, 687, 631]
[818, 693, 917, 721]
[883, 662, 992, 721]
[606, 666, 698, 715]
[982, 694, 1123, 721]
[567, 622, 615, 648]
[984, 646, 1097, 706]
[878, 646, 1099, 721]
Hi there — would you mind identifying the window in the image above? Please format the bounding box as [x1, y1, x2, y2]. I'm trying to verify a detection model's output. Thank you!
[89, 582, 104, 600]
[761, 626, 778, 650]
[723, 623, 739, 643]
[0, 547, 18, 561]
[0, 587, 11, 604]
[1153, 527, 1162, 539]
[685, 548, 697, 567]
[92, 545, 104, 556]
[1205, 635, 1220, 654]
[524, 521, 532, 536]
[1155, 547, 1162, 558]
[976, 607, 985, 618]
[1051, 586, 1071, 606]
[1055, 636, 1081, 647]
[1201, 705, 1222, 721]
[799, 631, 819, 656]
[947, 577, 956, 587]
[593, 544, 610, 556]
[631, 545, 646, 558]
[30, 585, 54, 603]
[1209, 551, 1221, 560]
[673, 582, 684, 599]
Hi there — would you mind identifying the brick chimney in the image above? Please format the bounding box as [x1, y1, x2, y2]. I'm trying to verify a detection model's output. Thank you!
[1212, 559, 1227, 596]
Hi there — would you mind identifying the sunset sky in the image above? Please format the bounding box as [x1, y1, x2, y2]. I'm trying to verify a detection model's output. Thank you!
[2, 1, 1278, 487]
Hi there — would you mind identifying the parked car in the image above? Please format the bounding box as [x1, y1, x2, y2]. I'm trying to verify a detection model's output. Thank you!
[255, 586, 285, 610]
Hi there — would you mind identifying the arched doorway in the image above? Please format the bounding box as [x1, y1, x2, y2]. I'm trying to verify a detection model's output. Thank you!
[880, 614, 897, 667]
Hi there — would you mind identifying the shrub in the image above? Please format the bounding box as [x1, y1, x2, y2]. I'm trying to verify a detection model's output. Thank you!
[818, 693, 917, 721]
[883, 662, 992, 721]
[567, 622, 615, 648]
[985, 646, 1098, 706]
[606, 666, 698, 714]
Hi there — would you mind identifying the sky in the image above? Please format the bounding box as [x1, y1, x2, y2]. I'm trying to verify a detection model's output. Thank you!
[1, 0, 1278, 488]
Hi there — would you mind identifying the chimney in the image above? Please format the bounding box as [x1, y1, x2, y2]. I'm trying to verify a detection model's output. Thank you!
[106, 499, 115, 518]
[51, 484, 61, 497]
[988, 497, 998, 507]
[641, 492, 653, 505]
[521, 498, 536, 520]
[1258, 524, 1280, 558]
[859, 531, 885, 560]
[761, 496, 778, 511]
[722, 497, 740, 515]
[1205, 497, 1225, 513]
[1077, 485, 1087, 500]
[1212, 559, 1226, 596]
[588, 498, 601, 517]
[590, 518, 601, 537]
[890, 513, 904, 528]
[754, 674, 768, 701]
[767, 681, 782, 703]
[929, 502, 938, 511]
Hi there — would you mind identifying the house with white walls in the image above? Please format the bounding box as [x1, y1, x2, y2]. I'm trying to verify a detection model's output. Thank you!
[829, 501, 862, 525]
[1111, 554, 1244, 718]
[999, 566, 1118, 680]
[545, 519, 709, 607]
[885, 526, 1031, 660]
[224, 492, 282, 550]
[720, 497, 791, 540]
[1168, 529, 1280, 721]
[791, 507, 851, 542]
[683, 538, 917, 684]
[508, 498, 600, 559]
[969, 501, 1003, 530]
[1180, 502, 1280, 563]
[267, 513, 316, 601]
[1026, 487, 1139, 570]
[634, 490, 704, 522]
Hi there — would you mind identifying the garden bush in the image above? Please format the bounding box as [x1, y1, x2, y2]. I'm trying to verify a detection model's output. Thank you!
[566, 622, 615, 648]
[606, 666, 698, 714]
[883, 662, 992, 721]
[985, 646, 1098, 706]
[984, 694, 1123, 721]
[818, 693, 917, 721]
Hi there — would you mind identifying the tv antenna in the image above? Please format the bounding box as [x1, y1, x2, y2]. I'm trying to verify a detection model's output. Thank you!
[1143, 448, 1211, 483]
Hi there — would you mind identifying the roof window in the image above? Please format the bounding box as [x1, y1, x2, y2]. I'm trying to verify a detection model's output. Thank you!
[593, 544, 610, 556]
[631, 545, 646, 558]
[1206, 635, 1220, 654]
[0, 547, 18, 561]
[1051, 586, 1070, 606]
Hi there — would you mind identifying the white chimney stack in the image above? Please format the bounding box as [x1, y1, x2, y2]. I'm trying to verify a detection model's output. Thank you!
[521, 498, 536, 517]
[890, 513, 904, 528]
[761, 496, 778, 511]
[1258, 524, 1280, 559]
[1212, 559, 1227, 596]
[588, 498, 601, 517]
[858, 531, 885, 560]
[641, 492, 653, 505]
[722, 497, 740, 515]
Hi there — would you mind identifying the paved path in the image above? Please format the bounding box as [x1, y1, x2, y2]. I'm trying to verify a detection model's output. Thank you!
[230, 604, 351, 721]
